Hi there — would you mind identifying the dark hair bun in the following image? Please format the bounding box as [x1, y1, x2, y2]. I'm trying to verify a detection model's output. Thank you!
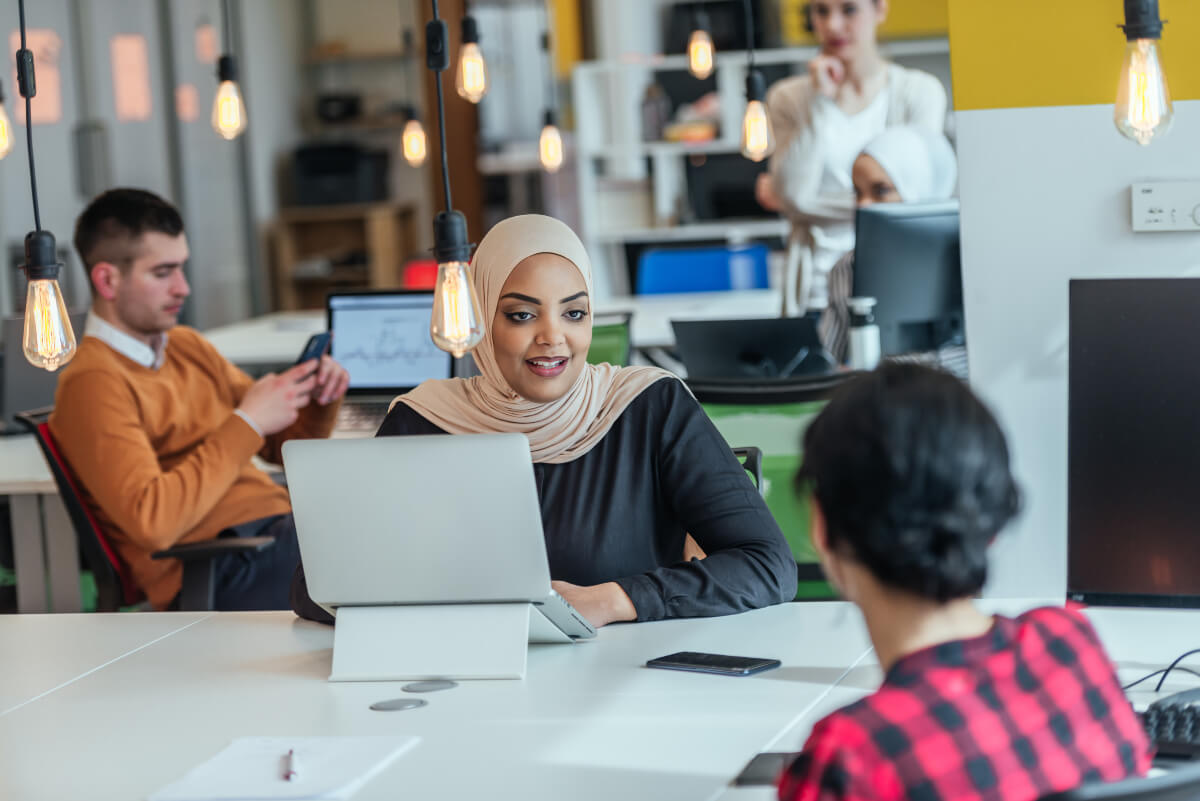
[797, 363, 1021, 601]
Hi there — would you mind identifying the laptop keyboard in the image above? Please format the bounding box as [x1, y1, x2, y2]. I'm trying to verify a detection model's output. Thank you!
[334, 402, 391, 435]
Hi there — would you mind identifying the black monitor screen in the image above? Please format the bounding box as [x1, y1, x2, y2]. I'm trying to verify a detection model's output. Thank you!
[1068, 278, 1200, 607]
[852, 201, 963, 356]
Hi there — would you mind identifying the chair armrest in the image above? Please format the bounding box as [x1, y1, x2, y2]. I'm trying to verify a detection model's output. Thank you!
[152, 536, 276, 562]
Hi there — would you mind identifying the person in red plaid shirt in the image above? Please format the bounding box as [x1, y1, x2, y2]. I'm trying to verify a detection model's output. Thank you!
[780, 363, 1152, 801]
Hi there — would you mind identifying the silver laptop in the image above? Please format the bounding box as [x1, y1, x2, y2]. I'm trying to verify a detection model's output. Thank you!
[1, 311, 87, 431]
[326, 290, 454, 435]
[282, 432, 597, 640]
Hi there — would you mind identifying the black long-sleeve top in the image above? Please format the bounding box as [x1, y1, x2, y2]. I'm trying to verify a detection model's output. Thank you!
[291, 377, 796, 623]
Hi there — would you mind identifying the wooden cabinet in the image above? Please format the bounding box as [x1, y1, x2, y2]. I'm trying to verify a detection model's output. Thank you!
[270, 202, 418, 310]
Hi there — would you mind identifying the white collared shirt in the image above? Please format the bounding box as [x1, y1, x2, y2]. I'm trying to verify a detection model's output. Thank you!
[84, 312, 167, 370]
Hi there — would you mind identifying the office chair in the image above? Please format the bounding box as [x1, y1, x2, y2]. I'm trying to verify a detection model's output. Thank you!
[587, 312, 633, 367]
[17, 408, 275, 612]
[689, 373, 853, 599]
[1038, 763, 1200, 801]
[731, 446, 764, 495]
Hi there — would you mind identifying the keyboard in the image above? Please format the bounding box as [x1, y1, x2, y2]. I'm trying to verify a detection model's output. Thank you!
[334, 402, 391, 435]
[1143, 688, 1200, 760]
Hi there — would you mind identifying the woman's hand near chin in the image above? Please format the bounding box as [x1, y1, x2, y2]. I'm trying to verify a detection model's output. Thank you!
[551, 580, 637, 628]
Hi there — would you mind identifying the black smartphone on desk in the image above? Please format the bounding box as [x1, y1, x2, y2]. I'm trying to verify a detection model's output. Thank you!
[734, 752, 797, 786]
[296, 332, 331, 365]
[645, 651, 781, 676]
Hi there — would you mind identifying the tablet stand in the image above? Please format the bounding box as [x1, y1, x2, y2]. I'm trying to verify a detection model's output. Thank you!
[329, 603, 533, 681]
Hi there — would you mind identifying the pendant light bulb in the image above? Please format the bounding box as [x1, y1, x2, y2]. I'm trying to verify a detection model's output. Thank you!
[20, 232, 76, 371]
[211, 56, 247, 140]
[687, 11, 715, 80]
[1114, 0, 1172, 146]
[740, 71, 775, 162]
[401, 115, 428, 167]
[455, 17, 488, 103]
[539, 110, 564, 173]
[430, 212, 485, 358]
[1114, 39, 1172, 146]
[0, 82, 13, 160]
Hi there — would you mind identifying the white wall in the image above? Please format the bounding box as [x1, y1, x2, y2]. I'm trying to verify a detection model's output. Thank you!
[958, 100, 1200, 598]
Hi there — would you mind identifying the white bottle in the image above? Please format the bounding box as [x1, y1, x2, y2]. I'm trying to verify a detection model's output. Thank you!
[847, 297, 881, 371]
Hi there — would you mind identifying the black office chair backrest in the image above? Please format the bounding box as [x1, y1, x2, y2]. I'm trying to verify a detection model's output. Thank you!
[1038, 764, 1200, 801]
[16, 406, 140, 611]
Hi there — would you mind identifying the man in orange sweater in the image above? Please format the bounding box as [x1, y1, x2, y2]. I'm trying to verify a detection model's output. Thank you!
[50, 188, 350, 610]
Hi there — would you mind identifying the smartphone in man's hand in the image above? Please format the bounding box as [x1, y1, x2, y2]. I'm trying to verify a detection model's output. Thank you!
[296, 332, 331, 366]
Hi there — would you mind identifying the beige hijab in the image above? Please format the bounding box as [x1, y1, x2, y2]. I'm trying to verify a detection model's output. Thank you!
[395, 214, 675, 464]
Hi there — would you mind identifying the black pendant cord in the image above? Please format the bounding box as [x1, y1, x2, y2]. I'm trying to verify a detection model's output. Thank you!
[17, 0, 40, 232]
[542, 3, 554, 115]
[431, 0, 452, 214]
[742, 0, 756, 71]
[221, 0, 234, 55]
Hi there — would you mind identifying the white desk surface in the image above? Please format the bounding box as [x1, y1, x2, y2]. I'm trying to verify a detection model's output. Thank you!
[1, 602, 1199, 799]
[201, 290, 782, 366]
[0, 602, 871, 801]
[0, 612, 213, 716]
[0, 434, 54, 493]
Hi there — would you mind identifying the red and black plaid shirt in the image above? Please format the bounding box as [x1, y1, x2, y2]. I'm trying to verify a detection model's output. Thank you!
[779, 606, 1152, 801]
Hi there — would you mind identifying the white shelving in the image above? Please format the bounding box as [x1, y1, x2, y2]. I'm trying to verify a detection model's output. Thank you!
[593, 219, 788, 244]
[571, 38, 951, 301]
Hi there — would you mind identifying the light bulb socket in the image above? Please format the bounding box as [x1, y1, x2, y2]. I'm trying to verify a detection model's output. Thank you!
[433, 210, 473, 264]
[217, 54, 238, 82]
[461, 15, 481, 45]
[426, 19, 449, 71]
[402, 103, 419, 122]
[1121, 0, 1164, 40]
[745, 70, 766, 102]
[543, 108, 558, 127]
[693, 8, 712, 33]
[20, 231, 62, 281]
[16, 48, 35, 99]
[0, 79, 6, 104]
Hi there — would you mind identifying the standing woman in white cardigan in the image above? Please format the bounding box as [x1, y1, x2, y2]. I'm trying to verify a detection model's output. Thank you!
[755, 0, 947, 316]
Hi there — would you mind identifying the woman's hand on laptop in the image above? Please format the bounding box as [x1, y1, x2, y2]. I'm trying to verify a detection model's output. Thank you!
[552, 580, 636, 628]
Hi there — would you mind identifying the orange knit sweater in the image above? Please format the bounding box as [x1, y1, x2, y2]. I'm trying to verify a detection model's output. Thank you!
[49, 326, 339, 609]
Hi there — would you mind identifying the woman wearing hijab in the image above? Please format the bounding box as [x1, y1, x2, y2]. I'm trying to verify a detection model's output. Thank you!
[818, 125, 958, 364]
[755, 0, 947, 318]
[291, 215, 797, 628]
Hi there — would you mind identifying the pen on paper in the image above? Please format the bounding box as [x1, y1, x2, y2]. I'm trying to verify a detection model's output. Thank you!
[283, 748, 299, 782]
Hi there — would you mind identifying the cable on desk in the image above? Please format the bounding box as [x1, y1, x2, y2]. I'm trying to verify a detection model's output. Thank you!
[1122, 665, 1200, 692]
[1153, 648, 1200, 693]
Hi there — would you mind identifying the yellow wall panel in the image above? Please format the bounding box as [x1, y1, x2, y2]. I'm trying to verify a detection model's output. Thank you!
[781, 0, 948, 46]
[949, 0, 1200, 110]
[551, 0, 582, 78]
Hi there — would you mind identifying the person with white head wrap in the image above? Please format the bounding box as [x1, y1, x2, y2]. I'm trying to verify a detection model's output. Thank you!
[859, 125, 958, 204]
[290, 215, 797, 629]
[819, 127, 960, 364]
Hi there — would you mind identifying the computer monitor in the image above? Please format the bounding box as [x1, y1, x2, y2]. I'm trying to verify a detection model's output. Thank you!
[1068, 278, 1200, 608]
[852, 200, 963, 356]
[326, 290, 453, 395]
[671, 316, 836, 380]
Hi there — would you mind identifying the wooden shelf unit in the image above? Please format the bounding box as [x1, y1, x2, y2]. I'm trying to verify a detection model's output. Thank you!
[270, 202, 417, 311]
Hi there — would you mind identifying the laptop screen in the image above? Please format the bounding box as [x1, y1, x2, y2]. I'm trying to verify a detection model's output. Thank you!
[327, 291, 453, 394]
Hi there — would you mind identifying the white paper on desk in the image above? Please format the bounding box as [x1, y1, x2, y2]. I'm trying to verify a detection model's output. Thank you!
[148, 735, 419, 801]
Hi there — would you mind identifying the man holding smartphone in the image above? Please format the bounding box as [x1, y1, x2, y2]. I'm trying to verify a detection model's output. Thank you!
[49, 188, 350, 611]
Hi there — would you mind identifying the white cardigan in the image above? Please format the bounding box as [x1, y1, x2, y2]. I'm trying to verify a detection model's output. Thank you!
[766, 63, 947, 315]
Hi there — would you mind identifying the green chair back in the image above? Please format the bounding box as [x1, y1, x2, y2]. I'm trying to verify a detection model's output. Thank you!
[703, 400, 833, 599]
[588, 313, 633, 366]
